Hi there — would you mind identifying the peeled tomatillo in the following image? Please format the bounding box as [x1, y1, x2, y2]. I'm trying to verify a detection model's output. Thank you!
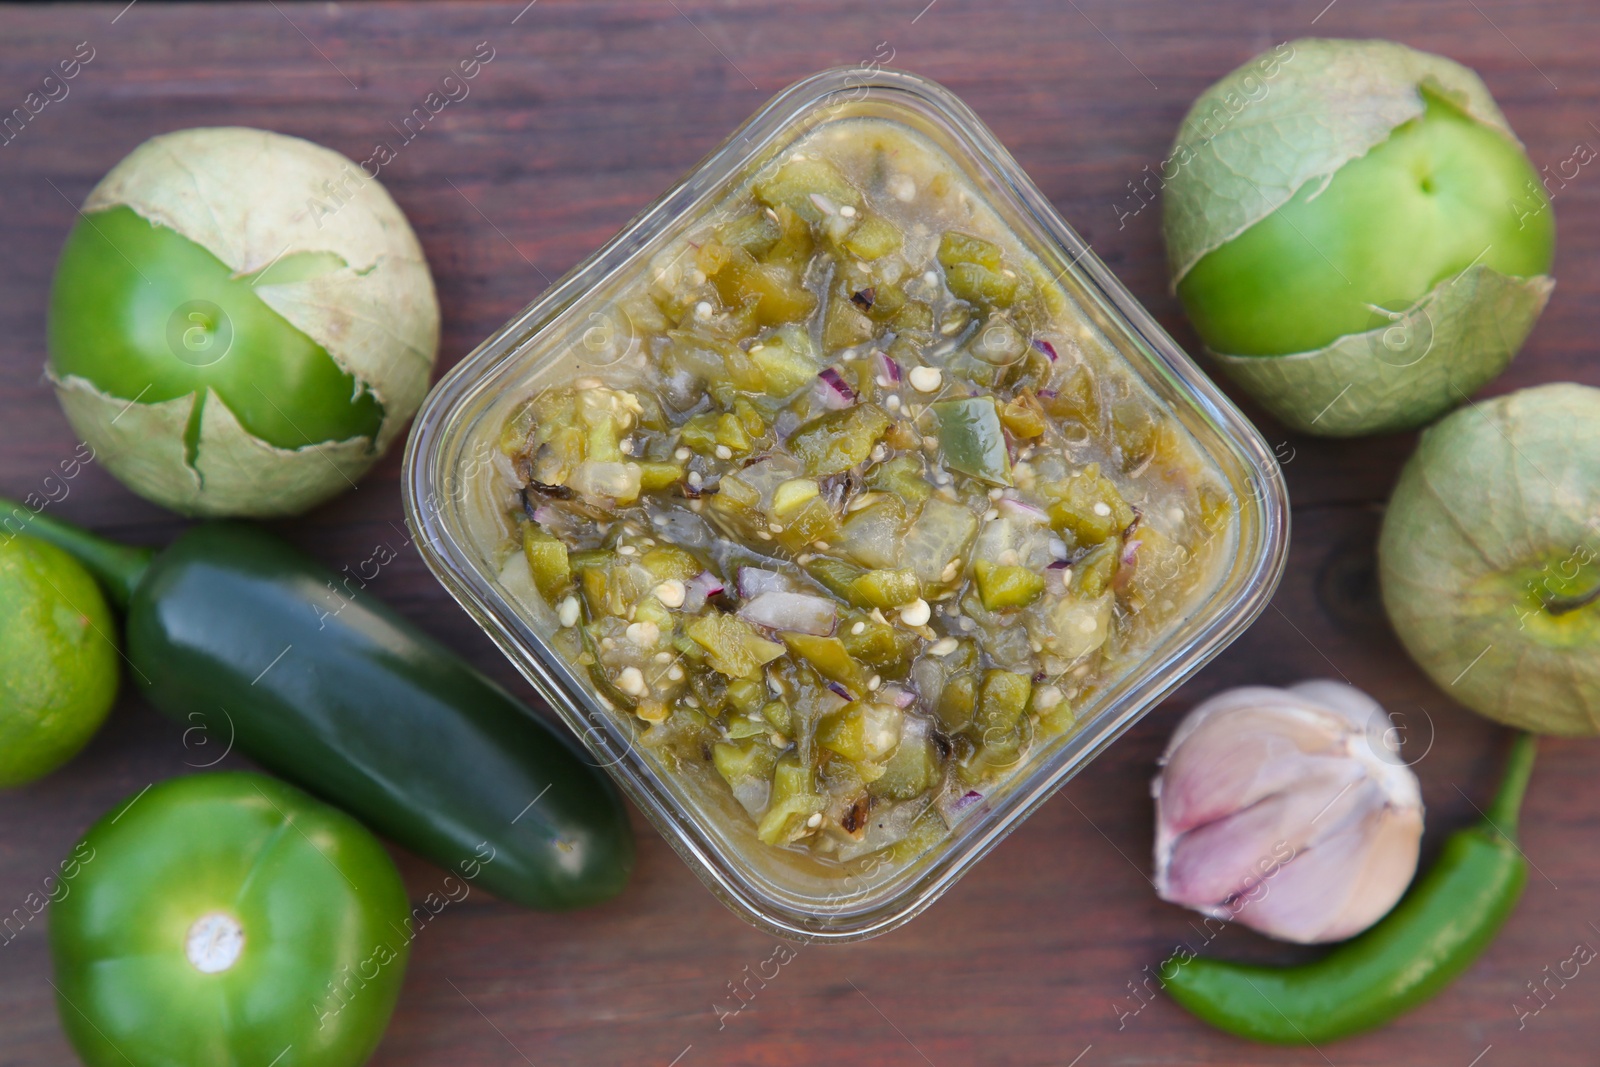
[50, 772, 411, 1067]
[47, 127, 439, 518]
[1179, 94, 1552, 358]
[1162, 39, 1555, 436]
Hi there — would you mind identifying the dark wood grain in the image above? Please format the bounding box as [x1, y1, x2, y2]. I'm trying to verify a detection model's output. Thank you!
[2, 2, 1598, 1064]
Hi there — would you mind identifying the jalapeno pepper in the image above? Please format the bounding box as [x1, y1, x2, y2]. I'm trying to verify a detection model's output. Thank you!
[1162, 732, 1536, 1044]
[4, 499, 634, 911]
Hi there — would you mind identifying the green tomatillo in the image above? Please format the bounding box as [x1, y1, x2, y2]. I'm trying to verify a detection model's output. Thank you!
[48, 127, 439, 517]
[1163, 39, 1555, 436]
[1380, 384, 1600, 736]
[51, 772, 412, 1066]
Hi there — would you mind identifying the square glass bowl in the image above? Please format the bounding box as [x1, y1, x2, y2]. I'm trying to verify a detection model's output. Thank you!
[403, 67, 1289, 941]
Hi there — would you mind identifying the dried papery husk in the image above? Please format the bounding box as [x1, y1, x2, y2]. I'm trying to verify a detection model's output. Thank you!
[51, 127, 439, 517]
[1380, 383, 1600, 736]
[1162, 39, 1552, 436]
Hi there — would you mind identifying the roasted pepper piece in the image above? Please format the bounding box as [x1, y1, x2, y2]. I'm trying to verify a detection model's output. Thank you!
[750, 323, 819, 397]
[933, 397, 1013, 486]
[865, 454, 933, 508]
[713, 738, 779, 794]
[937, 231, 1004, 270]
[788, 404, 892, 476]
[757, 755, 826, 845]
[973, 560, 1046, 611]
[753, 157, 861, 222]
[871, 728, 939, 800]
[817, 701, 903, 763]
[840, 615, 916, 672]
[1045, 464, 1135, 545]
[703, 244, 817, 326]
[850, 568, 920, 611]
[780, 633, 870, 696]
[522, 525, 572, 603]
[686, 613, 785, 679]
[841, 213, 903, 260]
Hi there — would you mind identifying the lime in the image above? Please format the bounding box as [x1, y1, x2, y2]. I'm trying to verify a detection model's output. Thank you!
[0, 532, 119, 786]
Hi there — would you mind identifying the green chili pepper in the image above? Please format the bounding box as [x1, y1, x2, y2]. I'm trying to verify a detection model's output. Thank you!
[5, 500, 633, 911]
[1163, 732, 1536, 1044]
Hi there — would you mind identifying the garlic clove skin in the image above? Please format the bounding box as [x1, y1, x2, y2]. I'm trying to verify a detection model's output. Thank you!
[1152, 680, 1424, 944]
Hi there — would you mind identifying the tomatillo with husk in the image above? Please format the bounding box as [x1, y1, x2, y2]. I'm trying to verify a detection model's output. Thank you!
[1163, 39, 1554, 436]
[48, 127, 439, 517]
[50, 772, 411, 1066]
[1380, 384, 1600, 736]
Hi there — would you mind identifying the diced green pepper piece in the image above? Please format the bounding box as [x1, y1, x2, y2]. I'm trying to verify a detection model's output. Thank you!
[636, 461, 683, 491]
[757, 756, 826, 845]
[1044, 464, 1135, 546]
[935, 673, 976, 733]
[806, 556, 869, 603]
[521, 525, 572, 603]
[686, 612, 785, 679]
[973, 561, 1046, 611]
[751, 323, 819, 397]
[772, 477, 820, 516]
[823, 296, 875, 349]
[841, 213, 903, 260]
[934, 675, 972, 735]
[713, 738, 779, 791]
[865, 454, 932, 508]
[891, 300, 934, 337]
[1001, 393, 1047, 438]
[849, 567, 920, 610]
[817, 701, 903, 763]
[946, 262, 1020, 307]
[761, 700, 793, 736]
[933, 397, 1013, 486]
[726, 677, 767, 717]
[716, 211, 780, 257]
[639, 545, 702, 582]
[572, 550, 615, 618]
[975, 669, 1032, 737]
[840, 616, 917, 672]
[788, 404, 892, 476]
[705, 244, 817, 326]
[714, 412, 753, 454]
[775, 496, 840, 553]
[937, 231, 1004, 270]
[1076, 541, 1119, 598]
[762, 204, 813, 269]
[780, 633, 869, 696]
[870, 730, 939, 800]
[753, 157, 861, 222]
[678, 413, 719, 454]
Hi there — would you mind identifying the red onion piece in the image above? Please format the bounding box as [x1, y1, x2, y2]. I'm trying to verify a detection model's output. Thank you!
[1121, 539, 1143, 567]
[825, 680, 856, 701]
[884, 686, 917, 709]
[1032, 338, 1059, 362]
[682, 571, 724, 614]
[872, 349, 901, 383]
[1047, 560, 1071, 570]
[738, 591, 838, 636]
[815, 367, 857, 409]
[1037, 388, 1058, 400]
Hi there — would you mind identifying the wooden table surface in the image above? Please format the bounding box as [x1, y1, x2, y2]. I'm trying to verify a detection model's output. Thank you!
[3, 2, 1597, 1064]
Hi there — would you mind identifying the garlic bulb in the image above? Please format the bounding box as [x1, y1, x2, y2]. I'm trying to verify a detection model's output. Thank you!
[1152, 680, 1424, 944]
